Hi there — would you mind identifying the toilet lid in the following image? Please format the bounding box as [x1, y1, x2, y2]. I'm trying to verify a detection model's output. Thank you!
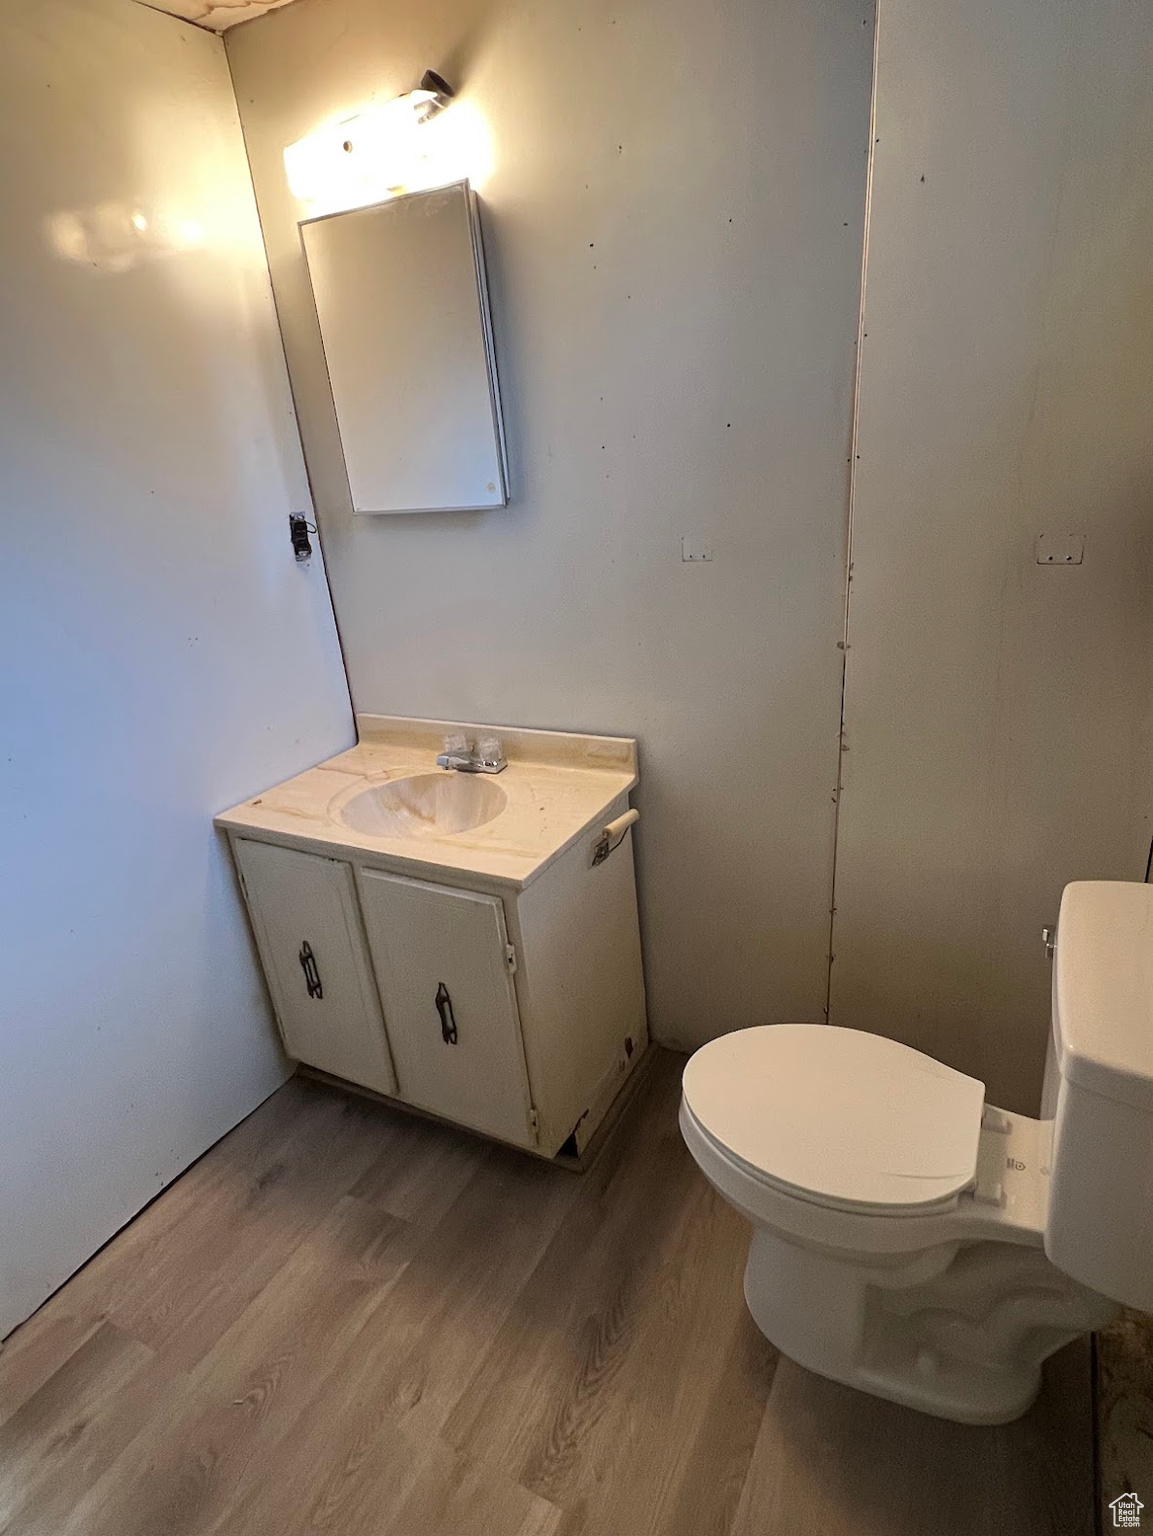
[682, 1025, 986, 1213]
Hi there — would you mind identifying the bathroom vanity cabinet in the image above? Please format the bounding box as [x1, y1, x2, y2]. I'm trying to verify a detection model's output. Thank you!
[219, 716, 648, 1159]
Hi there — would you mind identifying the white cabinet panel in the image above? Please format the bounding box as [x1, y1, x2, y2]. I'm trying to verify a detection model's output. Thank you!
[357, 870, 534, 1147]
[234, 839, 396, 1096]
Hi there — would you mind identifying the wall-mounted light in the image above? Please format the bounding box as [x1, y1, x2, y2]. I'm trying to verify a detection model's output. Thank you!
[283, 70, 492, 215]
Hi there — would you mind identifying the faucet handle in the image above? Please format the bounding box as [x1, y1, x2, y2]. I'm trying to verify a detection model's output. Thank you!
[476, 734, 506, 770]
[443, 731, 470, 756]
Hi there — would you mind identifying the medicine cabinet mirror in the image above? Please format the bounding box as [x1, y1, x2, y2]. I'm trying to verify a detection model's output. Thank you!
[301, 180, 508, 514]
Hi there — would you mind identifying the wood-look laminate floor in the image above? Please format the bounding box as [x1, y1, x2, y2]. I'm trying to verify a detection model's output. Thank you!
[0, 1050, 1094, 1536]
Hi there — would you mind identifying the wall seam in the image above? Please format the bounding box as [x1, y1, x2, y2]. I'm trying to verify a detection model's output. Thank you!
[223, 34, 358, 721]
[825, 0, 882, 1024]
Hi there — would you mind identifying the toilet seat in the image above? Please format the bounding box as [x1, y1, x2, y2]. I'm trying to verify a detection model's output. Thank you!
[681, 1025, 986, 1216]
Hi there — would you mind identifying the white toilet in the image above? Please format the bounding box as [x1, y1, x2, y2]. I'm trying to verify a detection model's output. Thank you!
[680, 880, 1153, 1424]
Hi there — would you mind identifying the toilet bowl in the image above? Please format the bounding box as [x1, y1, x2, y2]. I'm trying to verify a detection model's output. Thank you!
[680, 880, 1153, 1424]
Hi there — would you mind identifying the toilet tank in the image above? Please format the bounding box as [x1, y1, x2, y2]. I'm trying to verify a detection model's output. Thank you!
[1044, 881, 1153, 1310]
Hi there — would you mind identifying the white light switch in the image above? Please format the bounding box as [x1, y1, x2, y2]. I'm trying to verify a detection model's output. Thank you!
[1035, 533, 1084, 566]
[681, 536, 714, 563]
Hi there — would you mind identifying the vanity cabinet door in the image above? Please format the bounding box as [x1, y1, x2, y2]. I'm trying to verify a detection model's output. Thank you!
[233, 839, 397, 1097]
[356, 870, 535, 1148]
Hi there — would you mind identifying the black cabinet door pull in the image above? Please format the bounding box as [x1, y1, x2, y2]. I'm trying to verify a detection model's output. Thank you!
[299, 941, 323, 1000]
[435, 981, 458, 1044]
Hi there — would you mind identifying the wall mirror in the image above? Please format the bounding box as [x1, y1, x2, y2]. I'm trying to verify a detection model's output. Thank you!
[301, 180, 507, 514]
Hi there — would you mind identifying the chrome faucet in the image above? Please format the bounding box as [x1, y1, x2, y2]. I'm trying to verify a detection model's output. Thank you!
[435, 733, 507, 774]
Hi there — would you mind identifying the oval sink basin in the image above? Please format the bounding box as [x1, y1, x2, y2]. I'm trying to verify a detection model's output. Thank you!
[339, 772, 508, 839]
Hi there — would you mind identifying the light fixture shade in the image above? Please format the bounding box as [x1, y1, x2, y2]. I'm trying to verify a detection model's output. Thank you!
[284, 96, 425, 203]
[283, 78, 490, 215]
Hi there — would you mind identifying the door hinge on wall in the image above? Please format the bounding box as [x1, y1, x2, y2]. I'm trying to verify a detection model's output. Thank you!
[528, 1105, 539, 1140]
[505, 943, 517, 973]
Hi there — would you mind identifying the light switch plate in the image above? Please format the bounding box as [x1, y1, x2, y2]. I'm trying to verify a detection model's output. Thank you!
[1035, 533, 1084, 565]
[681, 536, 714, 563]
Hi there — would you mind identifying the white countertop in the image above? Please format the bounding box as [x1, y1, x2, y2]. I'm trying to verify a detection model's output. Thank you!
[215, 714, 638, 890]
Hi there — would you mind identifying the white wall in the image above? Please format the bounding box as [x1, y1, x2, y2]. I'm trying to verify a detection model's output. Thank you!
[226, 0, 874, 1051]
[0, 0, 353, 1338]
[831, 0, 1153, 1110]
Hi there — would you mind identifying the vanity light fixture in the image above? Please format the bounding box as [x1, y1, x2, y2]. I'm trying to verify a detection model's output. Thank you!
[283, 70, 467, 210]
